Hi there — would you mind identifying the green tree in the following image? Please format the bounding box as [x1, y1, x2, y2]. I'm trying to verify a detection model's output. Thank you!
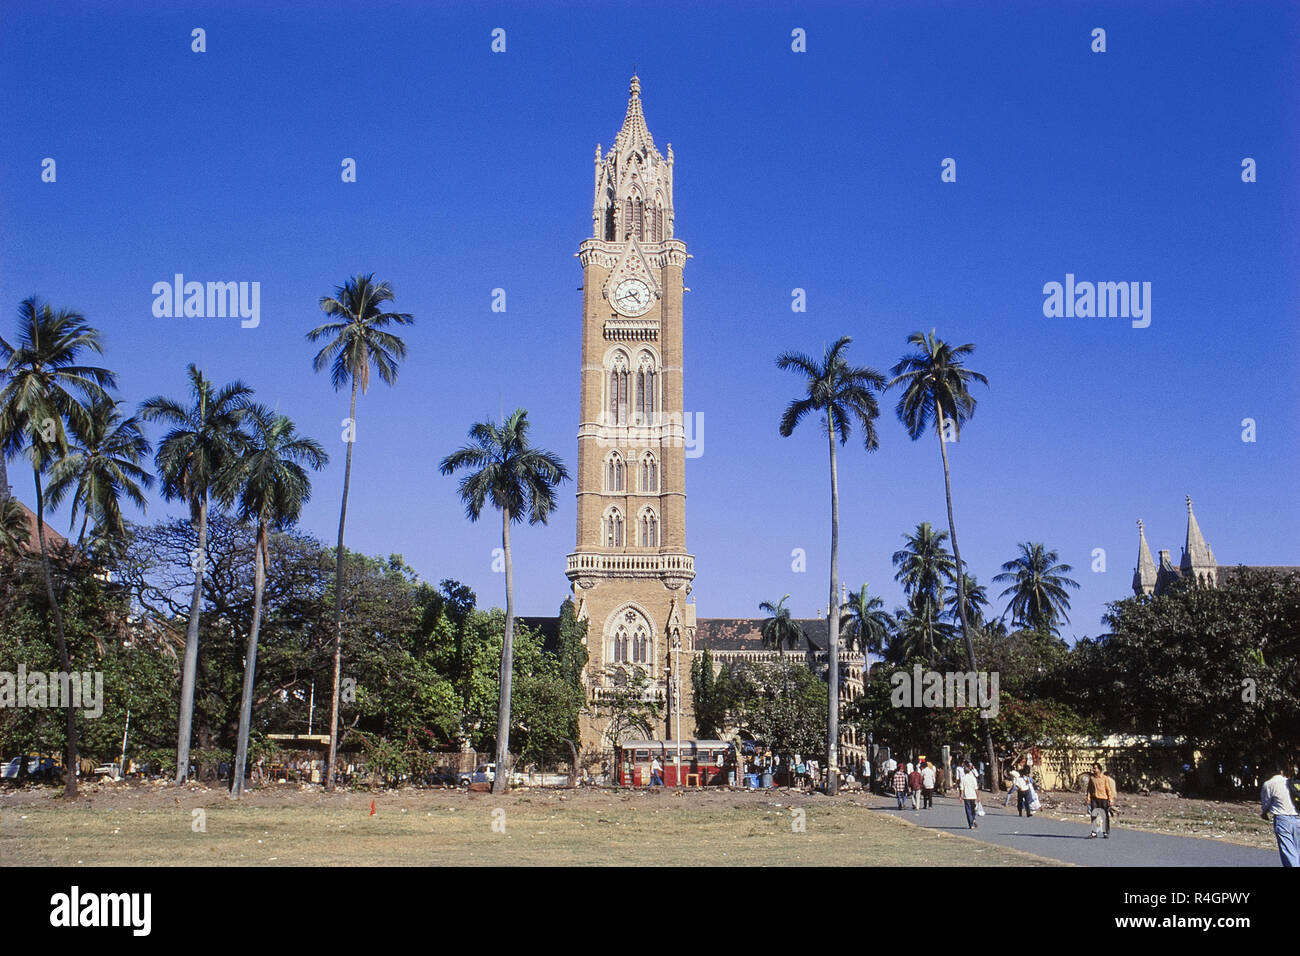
[308, 273, 413, 791]
[0, 296, 116, 797]
[891, 521, 956, 665]
[840, 583, 894, 660]
[691, 647, 728, 739]
[215, 406, 327, 796]
[140, 364, 253, 783]
[888, 329, 997, 788]
[439, 409, 569, 794]
[777, 336, 885, 794]
[46, 395, 152, 548]
[992, 542, 1080, 635]
[945, 572, 989, 630]
[758, 594, 805, 657]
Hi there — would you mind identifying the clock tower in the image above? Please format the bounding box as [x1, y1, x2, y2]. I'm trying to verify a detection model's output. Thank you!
[567, 76, 696, 753]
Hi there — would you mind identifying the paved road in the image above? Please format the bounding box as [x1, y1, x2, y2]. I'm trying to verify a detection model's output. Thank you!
[869, 794, 1278, 867]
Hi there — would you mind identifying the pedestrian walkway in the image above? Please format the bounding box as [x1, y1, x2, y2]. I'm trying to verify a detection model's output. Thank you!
[869, 794, 1276, 867]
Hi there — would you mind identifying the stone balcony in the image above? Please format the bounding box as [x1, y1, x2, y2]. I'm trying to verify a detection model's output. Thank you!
[566, 550, 695, 590]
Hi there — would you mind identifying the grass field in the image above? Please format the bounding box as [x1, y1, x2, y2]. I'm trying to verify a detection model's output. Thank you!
[1, 781, 1064, 866]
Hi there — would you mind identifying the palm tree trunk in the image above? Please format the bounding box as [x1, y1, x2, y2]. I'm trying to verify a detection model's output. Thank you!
[934, 405, 999, 791]
[175, 494, 208, 784]
[493, 506, 515, 795]
[231, 525, 268, 798]
[825, 414, 840, 796]
[326, 379, 359, 791]
[33, 468, 77, 798]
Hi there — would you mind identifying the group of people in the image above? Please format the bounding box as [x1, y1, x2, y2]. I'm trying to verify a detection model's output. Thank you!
[889, 758, 938, 811]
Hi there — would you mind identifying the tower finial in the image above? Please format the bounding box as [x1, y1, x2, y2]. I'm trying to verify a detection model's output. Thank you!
[1137, 518, 1144, 534]
[630, 73, 640, 98]
[1186, 494, 1193, 512]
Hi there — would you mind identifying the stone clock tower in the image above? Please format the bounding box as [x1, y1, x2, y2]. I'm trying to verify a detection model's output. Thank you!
[567, 76, 696, 753]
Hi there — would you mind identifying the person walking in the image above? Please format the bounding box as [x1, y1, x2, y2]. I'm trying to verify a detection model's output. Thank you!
[1260, 758, 1299, 867]
[909, 764, 924, 811]
[959, 760, 980, 828]
[921, 760, 936, 809]
[1005, 768, 1021, 807]
[1087, 761, 1116, 838]
[650, 755, 664, 786]
[892, 764, 908, 810]
[1014, 766, 1033, 817]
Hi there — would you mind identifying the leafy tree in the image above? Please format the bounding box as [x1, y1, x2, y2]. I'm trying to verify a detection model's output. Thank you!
[592, 664, 662, 756]
[440, 409, 569, 793]
[892, 521, 956, 665]
[758, 594, 805, 656]
[777, 336, 885, 793]
[691, 647, 728, 739]
[945, 573, 989, 630]
[216, 406, 327, 796]
[992, 542, 1080, 635]
[140, 364, 253, 782]
[0, 296, 116, 796]
[308, 273, 413, 790]
[725, 660, 829, 760]
[888, 329, 996, 787]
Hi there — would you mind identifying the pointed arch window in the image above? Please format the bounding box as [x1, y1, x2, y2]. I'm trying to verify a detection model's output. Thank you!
[604, 508, 625, 548]
[638, 508, 659, 548]
[606, 453, 625, 492]
[639, 453, 658, 493]
[608, 356, 629, 425]
[635, 353, 657, 423]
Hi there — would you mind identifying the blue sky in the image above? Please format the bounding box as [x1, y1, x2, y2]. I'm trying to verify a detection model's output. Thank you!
[2, 0, 1296, 641]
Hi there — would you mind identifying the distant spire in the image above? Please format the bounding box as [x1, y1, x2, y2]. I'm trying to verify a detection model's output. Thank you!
[1133, 519, 1157, 596]
[1181, 495, 1217, 579]
[614, 73, 656, 154]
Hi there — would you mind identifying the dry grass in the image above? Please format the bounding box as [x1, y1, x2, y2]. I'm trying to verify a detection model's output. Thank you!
[0, 780, 1064, 866]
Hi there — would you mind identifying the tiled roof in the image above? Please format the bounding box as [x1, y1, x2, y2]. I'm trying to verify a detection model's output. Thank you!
[694, 617, 830, 652]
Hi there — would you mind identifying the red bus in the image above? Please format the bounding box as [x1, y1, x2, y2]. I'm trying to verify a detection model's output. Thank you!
[617, 740, 731, 787]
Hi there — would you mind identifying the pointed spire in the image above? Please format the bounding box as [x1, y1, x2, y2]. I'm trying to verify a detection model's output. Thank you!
[614, 73, 656, 154]
[1133, 519, 1156, 596]
[1181, 495, 1216, 578]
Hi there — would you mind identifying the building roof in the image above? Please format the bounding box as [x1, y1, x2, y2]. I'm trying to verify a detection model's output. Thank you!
[694, 617, 830, 652]
[11, 498, 69, 553]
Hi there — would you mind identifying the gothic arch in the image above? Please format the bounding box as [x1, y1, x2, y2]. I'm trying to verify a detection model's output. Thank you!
[603, 603, 658, 674]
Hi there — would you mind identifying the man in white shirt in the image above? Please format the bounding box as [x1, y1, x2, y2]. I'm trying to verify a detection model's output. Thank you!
[921, 761, 936, 809]
[1260, 758, 1298, 867]
[959, 760, 980, 828]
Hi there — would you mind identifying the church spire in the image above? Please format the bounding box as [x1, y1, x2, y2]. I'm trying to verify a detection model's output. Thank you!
[1133, 519, 1157, 596]
[1180, 495, 1217, 583]
[593, 75, 674, 242]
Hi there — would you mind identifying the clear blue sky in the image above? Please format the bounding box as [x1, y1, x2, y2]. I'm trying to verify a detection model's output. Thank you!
[2, 0, 1296, 642]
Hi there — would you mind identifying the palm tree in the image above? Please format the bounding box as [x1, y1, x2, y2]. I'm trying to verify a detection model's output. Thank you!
[944, 572, 989, 630]
[891, 521, 956, 666]
[439, 409, 569, 794]
[777, 336, 885, 795]
[840, 583, 894, 660]
[0, 296, 116, 798]
[885, 602, 935, 665]
[140, 365, 253, 783]
[46, 395, 152, 548]
[758, 595, 805, 656]
[307, 273, 413, 791]
[0, 496, 31, 556]
[992, 542, 1080, 635]
[888, 329, 997, 786]
[217, 406, 327, 797]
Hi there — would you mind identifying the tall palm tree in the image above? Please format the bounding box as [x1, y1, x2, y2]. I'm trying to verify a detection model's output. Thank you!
[891, 521, 956, 666]
[217, 406, 327, 797]
[944, 572, 989, 630]
[307, 273, 413, 791]
[140, 365, 253, 783]
[992, 542, 1080, 635]
[885, 602, 936, 665]
[0, 296, 115, 798]
[888, 329, 997, 786]
[46, 395, 152, 547]
[777, 336, 885, 795]
[758, 595, 805, 656]
[840, 583, 894, 660]
[439, 409, 568, 795]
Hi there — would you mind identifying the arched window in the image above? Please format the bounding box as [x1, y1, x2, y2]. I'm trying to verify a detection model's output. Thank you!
[639, 453, 658, 493]
[633, 197, 644, 239]
[635, 353, 656, 423]
[605, 508, 624, 548]
[638, 508, 659, 548]
[606, 453, 625, 492]
[608, 354, 629, 425]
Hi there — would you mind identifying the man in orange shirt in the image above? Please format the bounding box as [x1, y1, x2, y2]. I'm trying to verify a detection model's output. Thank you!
[1087, 761, 1116, 838]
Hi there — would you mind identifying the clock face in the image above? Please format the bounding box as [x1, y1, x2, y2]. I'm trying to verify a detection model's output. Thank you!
[612, 278, 653, 317]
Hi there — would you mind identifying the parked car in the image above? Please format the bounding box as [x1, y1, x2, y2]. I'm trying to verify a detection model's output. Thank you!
[459, 763, 525, 786]
[2, 754, 62, 781]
